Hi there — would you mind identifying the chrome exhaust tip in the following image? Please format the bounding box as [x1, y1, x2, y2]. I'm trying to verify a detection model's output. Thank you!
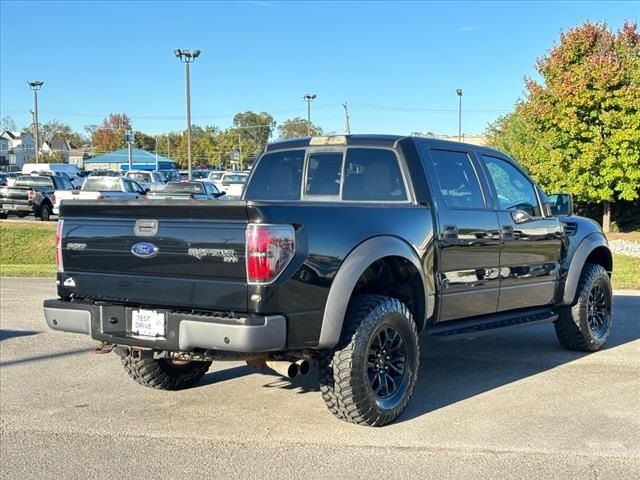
[266, 360, 299, 379]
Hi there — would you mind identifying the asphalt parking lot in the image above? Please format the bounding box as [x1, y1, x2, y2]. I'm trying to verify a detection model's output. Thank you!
[1, 277, 639, 479]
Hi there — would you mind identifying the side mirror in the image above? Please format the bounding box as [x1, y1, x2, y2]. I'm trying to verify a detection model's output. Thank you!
[74, 186, 81, 190]
[215, 191, 226, 198]
[144, 188, 151, 194]
[511, 209, 532, 224]
[549, 193, 574, 217]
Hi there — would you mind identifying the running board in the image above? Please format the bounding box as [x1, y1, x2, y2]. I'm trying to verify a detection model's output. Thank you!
[427, 309, 558, 340]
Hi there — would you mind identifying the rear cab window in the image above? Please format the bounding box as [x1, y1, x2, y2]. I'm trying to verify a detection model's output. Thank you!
[244, 147, 408, 202]
[15, 176, 54, 188]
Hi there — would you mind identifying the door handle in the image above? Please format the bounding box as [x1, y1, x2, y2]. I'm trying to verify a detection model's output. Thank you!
[501, 224, 514, 241]
[443, 224, 458, 242]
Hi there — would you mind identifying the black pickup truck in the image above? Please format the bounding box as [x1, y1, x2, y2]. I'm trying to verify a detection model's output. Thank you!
[0, 174, 74, 221]
[44, 135, 613, 426]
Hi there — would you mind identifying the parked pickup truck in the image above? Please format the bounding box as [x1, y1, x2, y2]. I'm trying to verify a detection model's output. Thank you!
[146, 180, 229, 201]
[0, 174, 74, 220]
[52, 176, 148, 215]
[44, 135, 613, 427]
[213, 172, 248, 199]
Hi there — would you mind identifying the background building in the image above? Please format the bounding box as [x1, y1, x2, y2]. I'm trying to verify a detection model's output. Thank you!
[83, 147, 177, 171]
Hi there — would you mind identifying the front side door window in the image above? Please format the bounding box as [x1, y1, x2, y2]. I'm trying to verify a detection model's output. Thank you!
[481, 155, 541, 217]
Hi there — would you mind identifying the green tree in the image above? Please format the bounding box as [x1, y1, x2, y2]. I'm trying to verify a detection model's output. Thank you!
[22, 120, 85, 145]
[486, 21, 640, 231]
[134, 131, 157, 151]
[277, 117, 323, 139]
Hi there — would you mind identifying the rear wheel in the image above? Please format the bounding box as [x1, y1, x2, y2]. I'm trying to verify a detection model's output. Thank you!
[0, 212, 6, 219]
[318, 295, 420, 427]
[122, 353, 212, 390]
[39, 204, 52, 221]
[555, 263, 612, 352]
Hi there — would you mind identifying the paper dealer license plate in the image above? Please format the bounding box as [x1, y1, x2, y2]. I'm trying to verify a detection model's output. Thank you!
[131, 309, 166, 338]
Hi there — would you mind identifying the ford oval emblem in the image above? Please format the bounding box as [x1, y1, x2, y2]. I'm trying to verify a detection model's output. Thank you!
[131, 242, 159, 258]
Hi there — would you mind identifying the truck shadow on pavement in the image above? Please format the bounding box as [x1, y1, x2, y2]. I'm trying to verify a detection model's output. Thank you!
[200, 294, 639, 422]
[0, 329, 39, 341]
[398, 293, 640, 423]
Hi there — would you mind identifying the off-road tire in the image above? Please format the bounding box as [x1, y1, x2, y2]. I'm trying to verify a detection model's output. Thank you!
[555, 263, 612, 352]
[0, 212, 6, 219]
[122, 354, 212, 390]
[39, 204, 51, 221]
[318, 295, 420, 427]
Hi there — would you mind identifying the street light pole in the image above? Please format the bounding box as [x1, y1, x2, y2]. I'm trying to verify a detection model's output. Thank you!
[28, 81, 44, 163]
[174, 48, 201, 179]
[155, 136, 159, 171]
[303, 93, 317, 136]
[456, 88, 463, 142]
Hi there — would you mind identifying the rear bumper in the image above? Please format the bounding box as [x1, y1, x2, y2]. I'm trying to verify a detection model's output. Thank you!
[43, 299, 287, 352]
[1, 203, 34, 213]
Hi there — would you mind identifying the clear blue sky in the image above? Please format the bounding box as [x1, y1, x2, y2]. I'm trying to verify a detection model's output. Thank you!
[0, 0, 635, 138]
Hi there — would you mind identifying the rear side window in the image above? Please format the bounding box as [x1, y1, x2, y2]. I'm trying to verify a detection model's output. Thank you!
[429, 149, 485, 209]
[244, 150, 304, 200]
[342, 148, 407, 201]
[305, 153, 342, 197]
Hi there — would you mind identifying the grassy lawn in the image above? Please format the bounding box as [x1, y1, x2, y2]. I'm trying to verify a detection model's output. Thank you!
[611, 253, 640, 290]
[1, 222, 56, 278]
[1, 221, 638, 289]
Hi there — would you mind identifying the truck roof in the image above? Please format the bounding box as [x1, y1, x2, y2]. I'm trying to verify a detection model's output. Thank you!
[265, 134, 507, 158]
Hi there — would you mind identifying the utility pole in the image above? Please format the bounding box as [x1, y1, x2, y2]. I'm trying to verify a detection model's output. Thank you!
[155, 136, 159, 171]
[28, 81, 44, 163]
[342, 102, 351, 134]
[456, 88, 463, 142]
[174, 49, 201, 179]
[303, 93, 317, 136]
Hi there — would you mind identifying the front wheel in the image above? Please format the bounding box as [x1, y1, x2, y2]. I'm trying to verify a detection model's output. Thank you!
[319, 295, 420, 427]
[555, 263, 613, 352]
[122, 353, 212, 390]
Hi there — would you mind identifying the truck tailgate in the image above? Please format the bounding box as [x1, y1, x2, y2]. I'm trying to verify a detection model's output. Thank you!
[59, 201, 251, 311]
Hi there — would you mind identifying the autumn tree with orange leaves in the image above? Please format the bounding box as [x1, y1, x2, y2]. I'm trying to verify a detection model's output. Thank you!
[486, 21, 640, 231]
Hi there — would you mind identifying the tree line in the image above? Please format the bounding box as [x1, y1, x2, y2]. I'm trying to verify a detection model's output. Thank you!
[1, 112, 324, 168]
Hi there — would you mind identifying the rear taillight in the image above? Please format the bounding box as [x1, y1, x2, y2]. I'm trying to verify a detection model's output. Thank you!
[246, 224, 295, 284]
[28, 190, 36, 202]
[96, 195, 104, 200]
[55, 219, 64, 272]
[51, 193, 56, 205]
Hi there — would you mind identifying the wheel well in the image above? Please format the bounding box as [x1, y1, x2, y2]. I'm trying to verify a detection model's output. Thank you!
[585, 246, 613, 275]
[352, 256, 426, 331]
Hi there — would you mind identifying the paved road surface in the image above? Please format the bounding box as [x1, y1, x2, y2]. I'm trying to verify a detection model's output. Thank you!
[1, 278, 639, 479]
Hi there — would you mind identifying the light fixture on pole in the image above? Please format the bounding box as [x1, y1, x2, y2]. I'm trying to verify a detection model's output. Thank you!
[28, 81, 44, 163]
[174, 48, 201, 180]
[456, 88, 463, 142]
[303, 93, 317, 136]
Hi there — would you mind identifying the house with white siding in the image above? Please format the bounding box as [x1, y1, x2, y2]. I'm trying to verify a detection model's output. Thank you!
[0, 131, 36, 168]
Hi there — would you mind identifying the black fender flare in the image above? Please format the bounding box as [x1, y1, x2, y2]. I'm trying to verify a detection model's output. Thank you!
[317, 236, 430, 349]
[562, 232, 611, 305]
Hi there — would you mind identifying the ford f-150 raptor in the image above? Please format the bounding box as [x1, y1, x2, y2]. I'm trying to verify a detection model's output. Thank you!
[44, 135, 613, 427]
